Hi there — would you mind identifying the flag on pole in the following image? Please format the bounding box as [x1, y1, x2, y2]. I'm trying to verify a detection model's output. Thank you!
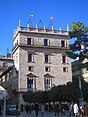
[29, 13, 34, 17]
[50, 16, 54, 20]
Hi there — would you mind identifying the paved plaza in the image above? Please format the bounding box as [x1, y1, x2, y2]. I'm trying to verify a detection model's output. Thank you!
[0, 111, 70, 117]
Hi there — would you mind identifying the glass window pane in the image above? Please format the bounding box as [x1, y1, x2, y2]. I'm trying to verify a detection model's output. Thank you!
[44, 39, 48, 46]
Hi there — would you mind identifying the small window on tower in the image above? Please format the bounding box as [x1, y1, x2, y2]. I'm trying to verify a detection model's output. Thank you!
[28, 54, 32, 62]
[63, 67, 68, 72]
[28, 66, 34, 72]
[45, 55, 49, 63]
[61, 40, 65, 47]
[27, 38, 31, 45]
[62, 56, 66, 63]
[44, 39, 48, 46]
[45, 66, 50, 72]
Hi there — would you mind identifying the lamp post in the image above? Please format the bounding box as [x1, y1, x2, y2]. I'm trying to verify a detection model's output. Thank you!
[78, 41, 88, 107]
[81, 41, 88, 55]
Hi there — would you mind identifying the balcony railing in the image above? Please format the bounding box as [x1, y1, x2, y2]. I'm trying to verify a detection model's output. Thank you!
[14, 26, 69, 38]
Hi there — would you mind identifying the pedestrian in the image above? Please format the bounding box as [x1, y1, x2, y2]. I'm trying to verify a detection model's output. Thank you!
[59, 103, 65, 116]
[41, 103, 45, 117]
[29, 103, 32, 114]
[54, 103, 59, 116]
[69, 102, 74, 117]
[35, 102, 39, 117]
[16, 104, 18, 116]
[25, 103, 29, 113]
[79, 106, 84, 117]
[73, 102, 79, 117]
[20, 104, 24, 112]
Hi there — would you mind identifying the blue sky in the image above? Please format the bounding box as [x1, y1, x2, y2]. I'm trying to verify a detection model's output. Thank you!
[0, 0, 88, 55]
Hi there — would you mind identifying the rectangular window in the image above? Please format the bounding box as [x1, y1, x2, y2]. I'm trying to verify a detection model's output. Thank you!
[28, 54, 32, 62]
[62, 56, 66, 63]
[27, 79, 33, 91]
[61, 40, 65, 47]
[28, 66, 34, 72]
[3, 62, 8, 67]
[45, 66, 50, 72]
[44, 39, 48, 46]
[5, 74, 7, 81]
[63, 67, 68, 72]
[45, 55, 49, 63]
[44, 78, 51, 91]
[27, 38, 31, 45]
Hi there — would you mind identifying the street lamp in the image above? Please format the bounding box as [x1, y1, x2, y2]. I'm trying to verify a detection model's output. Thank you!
[79, 41, 88, 107]
[81, 41, 85, 51]
[81, 41, 88, 55]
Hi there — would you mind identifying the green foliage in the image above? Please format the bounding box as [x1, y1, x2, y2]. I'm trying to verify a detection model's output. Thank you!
[23, 80, 88, 103]
[71, 22, 84, 32]
[68, 21, 88, 63]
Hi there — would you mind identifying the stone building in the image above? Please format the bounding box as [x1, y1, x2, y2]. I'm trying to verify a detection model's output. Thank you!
[0, 53, 13, 75]
[0, 21, 72, 105]
[12, 22, 72, 105]
[72, 59, 88, 82]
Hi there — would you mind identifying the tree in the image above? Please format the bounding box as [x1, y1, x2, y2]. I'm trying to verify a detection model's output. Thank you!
[67, 22, 88, 63]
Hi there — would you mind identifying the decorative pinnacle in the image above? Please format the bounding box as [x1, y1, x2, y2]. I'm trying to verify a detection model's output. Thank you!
[35, 24, 38, 28]
[67, 24, 69, 31]
[27, 23, 30, 28]
[52, 26, 54, 30]
[44, 25, 46, 30]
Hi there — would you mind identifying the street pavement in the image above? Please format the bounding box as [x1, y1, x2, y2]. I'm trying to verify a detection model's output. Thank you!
[0, 111, 70, 117]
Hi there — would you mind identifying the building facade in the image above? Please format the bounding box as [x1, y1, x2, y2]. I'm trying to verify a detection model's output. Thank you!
[72, 59, 88, 82]
[12, 23, 72, 105]
[0, 54, 13, 75]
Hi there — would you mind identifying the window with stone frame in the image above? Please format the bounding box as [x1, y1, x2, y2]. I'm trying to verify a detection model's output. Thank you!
[45, 55, 49, 63]
[28, 66, 34, 72]
[28, 53, 33, 62]
[27, 79, 33, 91]
[44, 39, 48, 46]
[62, 56, 66, 63]
[44, 78, 51, 91]
[27, 38, 32, 45]
[45, 66, 50, 72]
[63, 67, 68, 72]
[61, 40, 65, 47]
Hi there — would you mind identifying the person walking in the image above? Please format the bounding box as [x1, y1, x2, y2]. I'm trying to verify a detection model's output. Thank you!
[35, 102, 39, 117]
[73, 102, 79, 117]
[54, 103, 59, 116]
[20, 104, 24, 112]
[41, 103, 45, 117]
[25, 103, 29, 113]
[69, 102, 74, 117]
[16, 104, 18, 116]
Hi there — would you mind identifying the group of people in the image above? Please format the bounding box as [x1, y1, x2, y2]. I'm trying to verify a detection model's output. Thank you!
[69, 101, 88, 117]
[19, 101, 88, 117]
[54, 103, 65, 116]
[24, 102, 45, 117]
